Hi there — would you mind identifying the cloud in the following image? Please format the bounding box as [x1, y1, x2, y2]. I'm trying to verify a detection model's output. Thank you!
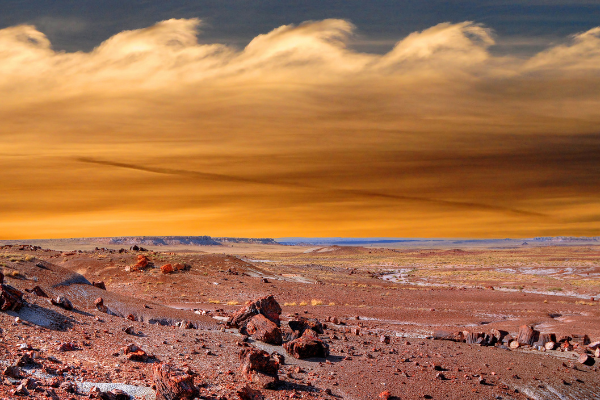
[0, 18, 599, 238]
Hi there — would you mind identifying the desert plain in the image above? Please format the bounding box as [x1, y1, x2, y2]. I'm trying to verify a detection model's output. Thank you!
[1, 238, 599, 399]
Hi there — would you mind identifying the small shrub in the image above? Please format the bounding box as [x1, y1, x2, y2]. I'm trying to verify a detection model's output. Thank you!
[283, 302, 297, 306]
[311, 299, 324, 306]
[208, 299, 220, 304]
[24, 255, 35, 262]
[299, 301, 308, 306]
[226, 300, 240, 305]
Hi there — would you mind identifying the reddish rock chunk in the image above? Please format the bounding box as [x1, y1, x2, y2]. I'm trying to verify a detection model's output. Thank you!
[0, 282, 24, 312]
[3, 365, 25, 379]
[161, 264, 174, 274]
[229, 295, 282, 329]
[95, 297, 108, 313]
[283, 329, 330, 359]
[152, 363, 198, 400]
[123, 344, 148, 362]
[246, 314, 282, 345]
[237, 385, 264, 400]
[58, 342, 77, 352]
[239, 347, 280, 389]
[25, 285, 48, 297]
[92, 281, 107, 290]
[50, 295, 73, 311]
[173, 263, 186, 271]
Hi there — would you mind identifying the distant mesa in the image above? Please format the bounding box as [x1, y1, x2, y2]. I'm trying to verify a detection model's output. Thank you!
[0, 236, 280, 248]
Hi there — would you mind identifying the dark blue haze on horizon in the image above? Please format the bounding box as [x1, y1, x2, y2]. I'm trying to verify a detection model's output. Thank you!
[1, 0, 598, 54]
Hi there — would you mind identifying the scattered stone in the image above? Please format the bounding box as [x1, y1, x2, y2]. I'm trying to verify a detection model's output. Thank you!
[50, 295, 73, 311]
[283, 329, 329, 359]
[380, 335, 391, 344]
[379, 390, 392, 399]
[271, 352, 285, 365]
[435, 372, 447, 380]
[92, 281, 107, 290]
[95, 297, 108, 313]
[246, 314, 282, 345]
[58, 342, 77, 352]
[123, 326, 136, 335]
[239, 347, 280, 389]
[60, 381, 77, 393]
[13, 382, 29, 396]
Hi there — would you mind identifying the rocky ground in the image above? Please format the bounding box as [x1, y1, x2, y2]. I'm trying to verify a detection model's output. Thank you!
[1, 243, 599, 399]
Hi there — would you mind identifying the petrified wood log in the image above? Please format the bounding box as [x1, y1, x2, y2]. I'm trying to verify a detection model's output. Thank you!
[152, 363, 198, 400]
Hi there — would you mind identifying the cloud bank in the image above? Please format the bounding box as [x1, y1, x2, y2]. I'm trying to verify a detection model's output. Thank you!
[1, 19, 599, 238]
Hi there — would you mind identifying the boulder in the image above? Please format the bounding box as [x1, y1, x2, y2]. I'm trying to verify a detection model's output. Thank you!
[229, 295, 282, 329]
[246, 314, 282, 345]
[152, 363, 198, 400]
[50, 296, 73, 311]
[0, 283, 24, 312]
[161, 264, 174, 274]
[239, 347, 280, 389]
[283, 329, 329, 359]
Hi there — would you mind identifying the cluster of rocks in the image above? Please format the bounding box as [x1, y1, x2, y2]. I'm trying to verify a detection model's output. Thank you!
[125, 255, 153, 272]
[228, 295, 330, 360]
[434, 325, 599, 364]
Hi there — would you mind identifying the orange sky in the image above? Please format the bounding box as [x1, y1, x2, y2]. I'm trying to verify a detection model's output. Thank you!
[1, 19, 600, 239]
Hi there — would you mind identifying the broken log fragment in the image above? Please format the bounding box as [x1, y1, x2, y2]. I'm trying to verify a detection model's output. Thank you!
[239, 347, 280, 389]
[517, 325, 539, 346]
[535, 333, 556, 347]
[152, 363, 198, 400]
[578, 353, 595, 366]
[0, 283, 25, 312]
[465, 332, 485, 345]
[433, 330, 464, 342]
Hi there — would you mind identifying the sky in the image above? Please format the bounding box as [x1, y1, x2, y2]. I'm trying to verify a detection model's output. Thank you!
[1, 1, 600, 239]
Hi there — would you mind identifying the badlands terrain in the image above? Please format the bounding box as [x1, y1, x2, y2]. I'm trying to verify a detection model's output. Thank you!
[1, 238, 600, 399]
